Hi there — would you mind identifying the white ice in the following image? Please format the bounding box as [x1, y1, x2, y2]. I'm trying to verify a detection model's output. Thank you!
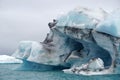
[0, 55, 22, 63]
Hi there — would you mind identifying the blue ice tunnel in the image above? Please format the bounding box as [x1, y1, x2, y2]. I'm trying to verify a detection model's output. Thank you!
[57, 30, 112, 69]
[54, 29, 112, 68]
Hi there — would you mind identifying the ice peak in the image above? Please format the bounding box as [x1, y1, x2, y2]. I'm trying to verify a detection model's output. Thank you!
[74, 7, 107, 21]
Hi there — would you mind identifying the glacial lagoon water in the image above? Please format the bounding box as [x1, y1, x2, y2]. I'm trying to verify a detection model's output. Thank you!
[0, 64, 120, 80]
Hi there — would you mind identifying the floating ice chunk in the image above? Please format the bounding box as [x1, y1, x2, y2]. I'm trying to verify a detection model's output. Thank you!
[63, 58, 113, 75]
[0, 55, 22, 63]
[11, 8, 120, 74]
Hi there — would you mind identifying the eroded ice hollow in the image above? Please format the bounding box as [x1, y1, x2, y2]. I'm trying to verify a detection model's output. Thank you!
[12, 7, 120, 74]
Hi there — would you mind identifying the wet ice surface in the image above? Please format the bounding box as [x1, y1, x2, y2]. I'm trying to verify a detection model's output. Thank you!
[0, 64, 120, 80]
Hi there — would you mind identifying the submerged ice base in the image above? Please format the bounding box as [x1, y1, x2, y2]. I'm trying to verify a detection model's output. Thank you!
[16, 60, 69, 71]
[12, 7, 120, 75]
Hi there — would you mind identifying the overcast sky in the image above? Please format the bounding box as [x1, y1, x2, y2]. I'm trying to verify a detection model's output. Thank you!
[0, 0, 120, 55]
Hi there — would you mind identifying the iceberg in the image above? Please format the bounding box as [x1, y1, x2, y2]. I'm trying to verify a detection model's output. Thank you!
[12, 7, 120, 75]
[0, 55, 22, 63]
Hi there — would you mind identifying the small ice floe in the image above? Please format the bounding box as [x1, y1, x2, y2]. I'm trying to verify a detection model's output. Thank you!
[63, 58, 113, 76]
[0, 55, 23, 64]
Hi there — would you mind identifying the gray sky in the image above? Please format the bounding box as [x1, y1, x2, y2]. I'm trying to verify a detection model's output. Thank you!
[0, 0, 120, 55]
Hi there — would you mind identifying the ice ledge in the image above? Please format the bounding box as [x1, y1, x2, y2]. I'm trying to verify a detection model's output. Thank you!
[63, 68, 113, 76]
[63, 58, 113, 76]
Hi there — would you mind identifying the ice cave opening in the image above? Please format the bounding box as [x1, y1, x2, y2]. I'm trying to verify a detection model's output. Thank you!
[61, 34, 112, 69]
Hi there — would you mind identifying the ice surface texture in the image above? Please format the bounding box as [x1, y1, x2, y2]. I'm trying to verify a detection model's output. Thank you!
[95, 9, 120, 37]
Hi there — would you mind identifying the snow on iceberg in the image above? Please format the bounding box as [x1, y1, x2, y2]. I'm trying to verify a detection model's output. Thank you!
[0, 55, 22, 63]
